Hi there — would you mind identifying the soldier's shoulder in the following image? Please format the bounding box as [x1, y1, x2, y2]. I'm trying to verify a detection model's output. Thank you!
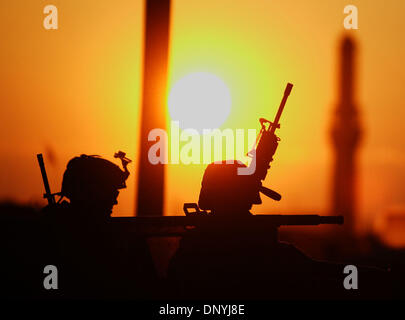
[40, 201, 72, 220]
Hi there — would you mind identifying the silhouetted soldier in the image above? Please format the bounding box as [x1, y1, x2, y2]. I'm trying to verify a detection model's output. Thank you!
[168, 161, 391, 299]
[40, 154, 157, 299]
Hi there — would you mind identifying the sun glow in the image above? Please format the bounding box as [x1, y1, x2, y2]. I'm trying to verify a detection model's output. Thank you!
[168, 72, 232, 133]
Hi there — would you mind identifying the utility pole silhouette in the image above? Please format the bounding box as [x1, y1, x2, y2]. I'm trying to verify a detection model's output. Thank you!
[136, 0, 171, 216]
[330, 36, 362, 234]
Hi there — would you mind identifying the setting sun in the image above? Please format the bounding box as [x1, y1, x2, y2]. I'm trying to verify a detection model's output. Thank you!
[168, 72, 232, 133]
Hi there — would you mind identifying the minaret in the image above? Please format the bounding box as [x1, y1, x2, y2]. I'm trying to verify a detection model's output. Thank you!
[136, 0, 171, 216]
[330, 36, 362, 234]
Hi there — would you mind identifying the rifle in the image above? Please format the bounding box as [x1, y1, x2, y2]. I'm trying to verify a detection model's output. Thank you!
[247, 83, 293, 201]
[37, 154, 60, 205]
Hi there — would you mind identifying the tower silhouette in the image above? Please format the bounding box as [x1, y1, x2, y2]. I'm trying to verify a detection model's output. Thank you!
[330, 36, 362, 233]
[136, 0, 171, 216]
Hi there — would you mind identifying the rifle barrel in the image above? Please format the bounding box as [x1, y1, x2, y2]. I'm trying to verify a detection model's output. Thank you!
[37, 153, 55, 205]
[270, 82, 293, 135]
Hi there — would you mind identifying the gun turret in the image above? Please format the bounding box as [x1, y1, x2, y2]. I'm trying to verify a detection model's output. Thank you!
[111, 214, 344, 237]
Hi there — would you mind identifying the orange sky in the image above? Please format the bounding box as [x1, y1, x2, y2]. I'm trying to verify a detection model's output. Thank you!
[1, 0, 405, 236]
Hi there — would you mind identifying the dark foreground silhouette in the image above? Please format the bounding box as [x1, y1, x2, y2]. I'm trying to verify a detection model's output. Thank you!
[0, 81, 396, 300]
[0, 154, 157, 299]
[0, 153, 394, 299]
[167, 162, 392, 300]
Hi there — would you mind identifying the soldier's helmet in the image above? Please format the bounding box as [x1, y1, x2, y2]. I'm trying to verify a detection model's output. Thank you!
[198, 161, 261, 215]
[61, 155, 129, 215]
